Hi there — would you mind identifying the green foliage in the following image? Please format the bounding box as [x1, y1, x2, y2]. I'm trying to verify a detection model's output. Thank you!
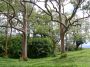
[74, 34, 81, 41]
[60, 53, 67, 59]
[8, 35, 22, 58]
[73, 33, 85, 42]
[32, 13, 51, 37]
[66, 43, 76, 51]
[0, 35, 53, 58]
[28, 37, 53, 58]
[73, 33, 85, 49]
[34, 25, 49, 37]
[0, 35, 6, 56]
[0, 46, 4, 57]
[0, 1, 7, 11]
[0, 35, 22, 58]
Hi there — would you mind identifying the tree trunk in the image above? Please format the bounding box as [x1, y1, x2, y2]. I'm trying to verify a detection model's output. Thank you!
[60, 33, 65, 53]
[4, 0, 10, 57]
[22, 16, 27, 60]
[21, 1, 28, 60]
[58, 0, 65, 54]
[76, 44, 79, 49]
[21, 17, 28, 60]
[5, 25, 8, 57]
[60, 24, 65, 54]
[22, 31, 27, 60]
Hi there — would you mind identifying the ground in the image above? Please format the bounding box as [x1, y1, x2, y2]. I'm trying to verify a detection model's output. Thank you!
[0, 49, 90, 67]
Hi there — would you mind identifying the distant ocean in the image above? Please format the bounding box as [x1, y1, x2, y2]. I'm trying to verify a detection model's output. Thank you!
[82, 42, 90, 48]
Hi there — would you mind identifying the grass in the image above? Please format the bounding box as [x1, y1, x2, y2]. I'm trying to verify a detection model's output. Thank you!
[0, 49, 90, 67]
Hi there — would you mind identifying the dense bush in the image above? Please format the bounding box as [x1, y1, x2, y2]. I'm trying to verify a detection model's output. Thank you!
[28, 37, 53, 58]
[0, 35, 6, 56]
[0, 46, 4, 57]
[0, 35, 53, 58]
[8, 36, 22, 58]
[0, 35, 22, 58]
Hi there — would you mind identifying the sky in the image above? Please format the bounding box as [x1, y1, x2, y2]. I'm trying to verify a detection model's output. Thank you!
[82, 42, 90, 48]
[35, 0, 86, 18]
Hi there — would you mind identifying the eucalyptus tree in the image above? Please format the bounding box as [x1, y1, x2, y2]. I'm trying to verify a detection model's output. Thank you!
[23, 0, 90, 54]
[0, 0, 34, 60]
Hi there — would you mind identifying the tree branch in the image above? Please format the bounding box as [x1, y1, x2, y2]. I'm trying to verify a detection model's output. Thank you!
[67, 0, 83, 21]
[1, 0, 16, 20]
[22, 0, 51, 16]
[0, 25, 24, 32]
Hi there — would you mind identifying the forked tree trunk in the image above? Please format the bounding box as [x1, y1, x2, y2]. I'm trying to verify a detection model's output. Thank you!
[22, 16, 28, 60]
[58, 0, 65, 54]
[21, 17, 28, 60]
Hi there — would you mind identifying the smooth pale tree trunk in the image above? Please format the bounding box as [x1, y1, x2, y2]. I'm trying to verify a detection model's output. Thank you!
[22, 31, 27, 60]
[22, 17, 28, 60]
[21, 1, 28, 60]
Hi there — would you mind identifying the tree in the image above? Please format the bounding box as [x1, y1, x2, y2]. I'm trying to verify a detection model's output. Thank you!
[0, 0, 34, 60]
[23, 0, 89, 54]
[73, 33, 85, 49]
[0, 0, 15, 57]
[32, 12, 59, 55]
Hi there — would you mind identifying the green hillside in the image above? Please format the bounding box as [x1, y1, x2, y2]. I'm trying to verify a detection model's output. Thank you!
[0, 49, 90, 67]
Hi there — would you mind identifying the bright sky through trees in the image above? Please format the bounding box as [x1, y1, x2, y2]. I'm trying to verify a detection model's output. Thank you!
[35, 0, 89, 18]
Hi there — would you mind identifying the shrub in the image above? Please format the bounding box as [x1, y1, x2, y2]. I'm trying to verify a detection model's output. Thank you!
[8, 35, 22, 58]
[60, 53, 67, 59]
[0, 35, 53, 58]
[0, 35, 22, 58]
[0, 35, 6, 56]
[0, 46, 4, 57]
[28, 37, 53, 58]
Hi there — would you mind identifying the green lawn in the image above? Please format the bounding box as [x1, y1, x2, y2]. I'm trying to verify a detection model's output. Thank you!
[0, 49, 90, 67]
